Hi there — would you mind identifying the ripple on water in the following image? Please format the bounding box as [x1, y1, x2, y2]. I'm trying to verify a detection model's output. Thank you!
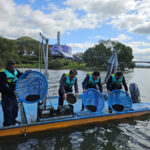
[84, 127, 98, 134]
[118, 120, 150, 150]
[69, 131, 83, 150]
[16, 139, 39, 150]
[42, 138, 56, 150]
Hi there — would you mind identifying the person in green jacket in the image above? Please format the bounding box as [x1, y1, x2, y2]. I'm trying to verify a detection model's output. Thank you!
[107, 71, 129, 113]
[81, 71, 103, 111]
[58, 70, 78, 112]
[0, 60, 22, 126]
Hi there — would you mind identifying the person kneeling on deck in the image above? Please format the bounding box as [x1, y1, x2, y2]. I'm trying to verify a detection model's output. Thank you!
[107, 71, 129, 113]
[81, 71, 103, 111]
[0, 60, 22, 126]
[58, 69, 78, 113]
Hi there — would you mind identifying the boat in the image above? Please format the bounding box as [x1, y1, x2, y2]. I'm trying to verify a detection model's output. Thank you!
[0, 33, 150, 138]
[0, 95, 150, 137]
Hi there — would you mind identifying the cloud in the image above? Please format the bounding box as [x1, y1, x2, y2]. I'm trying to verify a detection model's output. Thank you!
[128, 41, 150, 61]
[110, 0, 150, 35]
[88, 35, 104, 39]
[0, 0, 100, 39]
[131, 22, 150, 34]
[147, 36, 150, 40]
[1, 0, 149, 40]
[66, 32, 71, 35]
[29, 0, 35, 3]
[111, 34, 132, 42]
[128, 41, 150, 49]
[41, 3, 59, 11]
[68, 42, 95, 52]
[64, 0, 135, 21]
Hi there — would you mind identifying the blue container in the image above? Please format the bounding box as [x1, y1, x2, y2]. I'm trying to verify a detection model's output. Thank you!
[82, 88, 105, 114]
[107, 90, 132, 112]
[16, 71, 48, 104]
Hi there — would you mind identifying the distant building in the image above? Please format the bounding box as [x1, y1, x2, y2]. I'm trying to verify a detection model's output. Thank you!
[50, 31, 73, 59]
[23, 49, 28, 56]
[50, 44, 73, 58]
[18, 49, 35, 56]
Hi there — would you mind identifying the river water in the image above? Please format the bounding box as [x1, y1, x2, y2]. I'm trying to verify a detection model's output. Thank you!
[0, 68, 150, 150]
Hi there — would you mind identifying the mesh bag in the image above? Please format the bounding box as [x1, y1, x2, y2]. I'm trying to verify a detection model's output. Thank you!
[82, 88, 105, 114]
[16, 71, 48, 103]
[107, 90, 132, 112]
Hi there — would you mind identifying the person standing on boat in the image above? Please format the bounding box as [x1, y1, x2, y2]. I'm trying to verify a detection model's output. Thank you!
[106, 71, 129, 113]
[58, 69, 78, 111]
[0, 60, 22, 126]
[81, 71, 103, 111]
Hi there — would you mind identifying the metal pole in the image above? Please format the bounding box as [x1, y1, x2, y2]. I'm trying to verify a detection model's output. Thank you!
[39, 32, 49, 109]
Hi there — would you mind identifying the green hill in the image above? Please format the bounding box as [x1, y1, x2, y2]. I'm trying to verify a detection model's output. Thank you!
[17, 36, 36, 41]
[16, 36, 40, 48]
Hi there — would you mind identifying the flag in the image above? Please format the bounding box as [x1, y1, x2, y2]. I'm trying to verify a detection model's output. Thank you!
[105, 51, 118, 83]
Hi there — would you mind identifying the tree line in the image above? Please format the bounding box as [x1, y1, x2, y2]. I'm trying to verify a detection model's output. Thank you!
[0, 36, 135, 70]
[74, 40, 135, 70]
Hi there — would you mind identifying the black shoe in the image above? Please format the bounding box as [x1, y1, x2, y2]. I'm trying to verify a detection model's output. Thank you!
[12, 120, 21, 125]
[109, 110, 112, 113]
[108, 107, 112, 113]
[3, 124, 11, 127]
[81, 105, 84, 111]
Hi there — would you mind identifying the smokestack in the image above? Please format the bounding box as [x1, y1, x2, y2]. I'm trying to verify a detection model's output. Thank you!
[57, 31, 60, 45]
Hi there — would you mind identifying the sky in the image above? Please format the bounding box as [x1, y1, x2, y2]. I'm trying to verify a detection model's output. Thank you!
[0, 0, 150, 61]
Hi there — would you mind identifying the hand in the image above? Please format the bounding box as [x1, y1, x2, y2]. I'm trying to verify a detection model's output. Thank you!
[83, 89, 86, 93]
[75, 93, 78, 98]
[14, 91, 18, 98]
[126, 91, 129, 96]
[63, 93, 67, 99]
[25, 69, 32, 72]
[101, 92, 104, 97]
[107, 90, 110, 95]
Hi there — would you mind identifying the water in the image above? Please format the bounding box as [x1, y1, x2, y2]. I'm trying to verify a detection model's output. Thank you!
[0, 68, 150, 150]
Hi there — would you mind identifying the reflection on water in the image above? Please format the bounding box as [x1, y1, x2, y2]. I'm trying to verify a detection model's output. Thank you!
[0, 68, 150, 150]
[1, 117, 150, 150]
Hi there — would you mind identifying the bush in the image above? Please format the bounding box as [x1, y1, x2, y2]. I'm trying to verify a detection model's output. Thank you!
[48, 59, 64, 69]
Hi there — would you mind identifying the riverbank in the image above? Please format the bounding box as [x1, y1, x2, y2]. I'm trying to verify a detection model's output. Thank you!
[135, 66, 150, 68]
[17, 63, 106, 71]
[17, 56, 107, 71]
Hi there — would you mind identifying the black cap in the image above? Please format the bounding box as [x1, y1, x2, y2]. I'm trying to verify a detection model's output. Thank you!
[93, 71, 100, 76]
[116, 71, 123, 77]
[6, 60, 16, 67]
[69, 69, 77, 75]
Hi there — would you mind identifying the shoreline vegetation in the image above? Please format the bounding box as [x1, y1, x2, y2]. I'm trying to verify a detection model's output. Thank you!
[17, 56, 106, 71]
[0, 36, 135, 71]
